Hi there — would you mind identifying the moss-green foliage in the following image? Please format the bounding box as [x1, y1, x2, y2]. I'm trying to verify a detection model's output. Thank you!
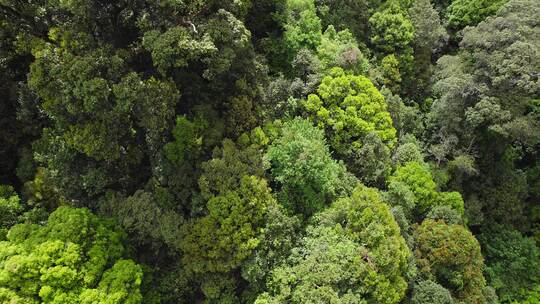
[0, 206, 143, 303]
[432, 0, 540, 157]
[1, 0, 539, 302]
[266, 118, 357, 215]
[426, 205, 463, 225]
[142, 27, 217, 75]
[408, 0, 448, 99]
[380, 54, 402, 93]
[100, 190, 184, 254]
[518, 285, 540, 304]
[280, 0, 367, 73]
[414, 220, 487, 304]
[164, 116, 202, 166]
[29, 41, 180, 201]
[314, 185, 411, 302]
[393, 138, 424, 166]
[255, 225, 374, 304]
[257, 185, 410, 303]
[199, 138, 266, 201]
[241, 203, 301, 298]
[317, 26, 368, 73]
[411, 280, 455, 304]
[181, 176, 275, 274]
[315, 0, 372, 43]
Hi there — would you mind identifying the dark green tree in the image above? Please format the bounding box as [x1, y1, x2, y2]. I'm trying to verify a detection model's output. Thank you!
[414, 220, 487, 304]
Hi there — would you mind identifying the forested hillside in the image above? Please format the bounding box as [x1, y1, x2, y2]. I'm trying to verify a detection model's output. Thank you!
[0, 0, 539, 303]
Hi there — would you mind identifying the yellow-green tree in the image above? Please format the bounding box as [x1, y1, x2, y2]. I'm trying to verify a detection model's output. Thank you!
[303, 67, 396, 181]
[0, 206, 143, 303]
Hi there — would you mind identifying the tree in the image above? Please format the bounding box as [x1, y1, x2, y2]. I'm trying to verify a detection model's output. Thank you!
[315, 0, 372, 43]
[257, 185, 411, 303]
[260, 225, 387, 304]
[313, 185, 411, 303]
[431, 0, 540, 162]
[241, 203, 301, 299]
[163, 116, 203, 166]
[255, 225, 372, 303]
[383, 89, 424, 141]
[408, 0, 448, 99]
[1, 0, 268, 207]
[393, 135, 425, 166]
[426, 205, 463, 225]
[0, 206, 143, 303]
[266, 118, 357, 216]
[179, 175, 278, 302]
[199, 138, 266, 202]
[100, 189, 184, 257]
[316, 26, 368, 73]
[302, 67, 396, 180]
[282, 0, 322, 58]
[368, 3, 416, 94]
[380, 54, 402, 93]
[478, 228, 540, 302]
[181, 176, 275, 274]
[519, 285, 540, 304]
[411, 280, 455, 304]
[369, 4, 414, 55]
[409, 0, 448, 53]
[387, 162, 464, 219]
[0, 183, 48, 237]
[30, 43, 180, 203]
[280, 0, 368, 74]
[446, 0, 509, 31]
[414, 220, 487, 304]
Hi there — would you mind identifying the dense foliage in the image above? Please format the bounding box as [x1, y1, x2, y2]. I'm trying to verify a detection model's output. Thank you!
[0, 207, 143, 303]
[0, 0, 538, 303]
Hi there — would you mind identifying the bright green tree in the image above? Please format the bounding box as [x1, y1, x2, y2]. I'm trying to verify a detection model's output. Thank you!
[387, 161, 464, 219]
[369, 4, 414, 54]
[0, 206, 143, 303]
[446, 0, 509, 30]
[282, 0, 322, 57]
[302, 67, 396, 180]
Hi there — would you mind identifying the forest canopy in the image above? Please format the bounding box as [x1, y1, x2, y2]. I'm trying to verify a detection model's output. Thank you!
[0, 0, 539, 303]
